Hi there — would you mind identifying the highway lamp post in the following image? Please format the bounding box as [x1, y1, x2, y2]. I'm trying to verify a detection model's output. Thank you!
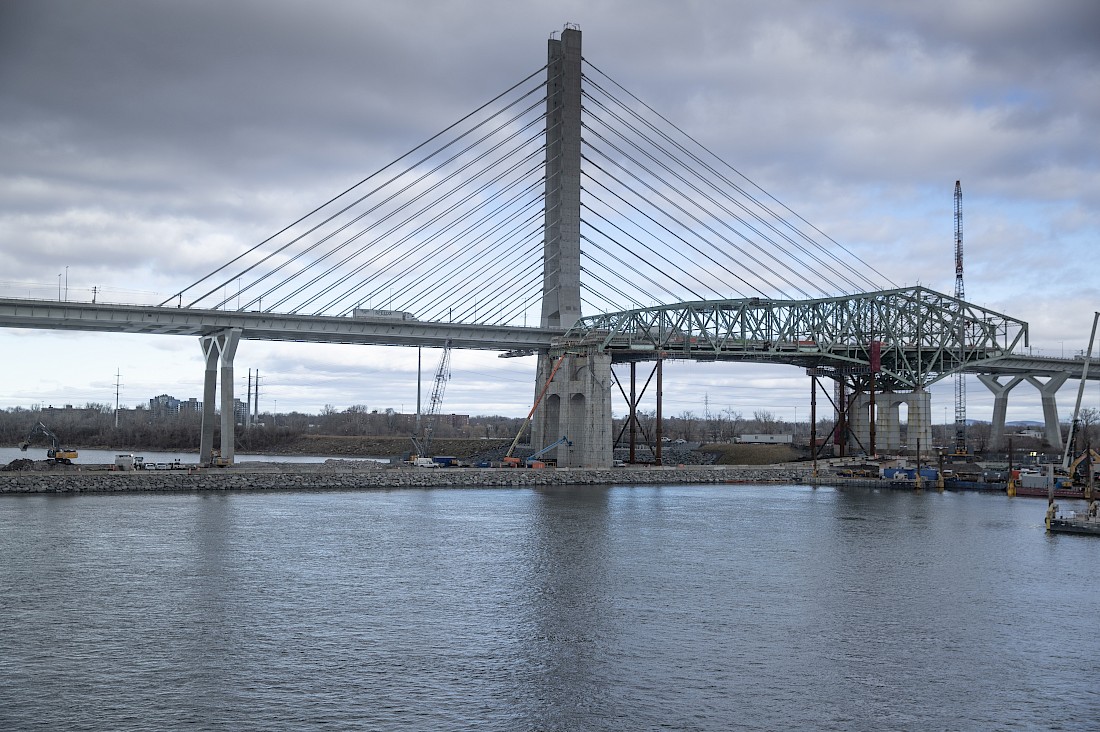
[64, 266, 68, 302]
[57, 273, 61, 301]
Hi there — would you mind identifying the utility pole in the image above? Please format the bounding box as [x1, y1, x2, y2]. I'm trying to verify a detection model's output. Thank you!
[114, 369, 122, 428]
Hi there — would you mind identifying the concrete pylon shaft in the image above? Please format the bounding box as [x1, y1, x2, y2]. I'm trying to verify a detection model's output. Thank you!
[198, 328, 241, 465]
[1025, 373, 1069, 450]
[908, 388, 932, 455]
[219, 331, 240, 463]
[976, 374, 1025, 450]
[199, 337, 220, 464]
[541, 26, 582, 331]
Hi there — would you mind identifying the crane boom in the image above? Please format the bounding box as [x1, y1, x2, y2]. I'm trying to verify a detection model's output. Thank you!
[954, 180, 967, 454]
[411, 339, 451, 458]
[505, 354, 568, 461]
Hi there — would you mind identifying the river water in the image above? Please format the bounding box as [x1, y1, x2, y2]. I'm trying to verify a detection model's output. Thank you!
[1, 484, 1096, 731]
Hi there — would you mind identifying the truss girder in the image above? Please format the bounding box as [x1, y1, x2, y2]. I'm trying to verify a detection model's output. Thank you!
[560, 287, 1028, 390]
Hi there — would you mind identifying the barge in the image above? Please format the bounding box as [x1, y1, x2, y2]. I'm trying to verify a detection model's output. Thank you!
[1045, 501, 1100, 536]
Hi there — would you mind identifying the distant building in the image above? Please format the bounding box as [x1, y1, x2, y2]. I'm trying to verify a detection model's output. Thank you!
[41, 404, 100, 420]
[149, 394, 202, 417]
[149, 394, 181, 415]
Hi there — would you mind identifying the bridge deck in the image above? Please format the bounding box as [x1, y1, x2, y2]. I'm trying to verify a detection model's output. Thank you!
[0, 298, 560, 351]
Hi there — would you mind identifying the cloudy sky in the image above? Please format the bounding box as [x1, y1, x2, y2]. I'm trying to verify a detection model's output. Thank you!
[1, 0, 1098, 425]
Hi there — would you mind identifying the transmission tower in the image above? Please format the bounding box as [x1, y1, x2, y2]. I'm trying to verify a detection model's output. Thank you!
[954, 180, 967, 454]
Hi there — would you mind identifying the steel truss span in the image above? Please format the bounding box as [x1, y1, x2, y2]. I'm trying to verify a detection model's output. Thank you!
[560, 286, 1029, 390]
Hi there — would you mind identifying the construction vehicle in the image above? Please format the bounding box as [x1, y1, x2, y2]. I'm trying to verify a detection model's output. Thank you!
[502, 354, 567, 466]
[1067, 448, 1100, 484]
[18, 422, 78, 464]
[503, 436, 572, 468]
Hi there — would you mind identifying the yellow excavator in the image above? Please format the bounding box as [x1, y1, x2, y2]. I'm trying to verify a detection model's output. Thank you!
[19, 422, 79, 464]
[1067, 448, 1100, 485]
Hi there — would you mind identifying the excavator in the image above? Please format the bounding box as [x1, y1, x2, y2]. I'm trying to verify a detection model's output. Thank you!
[503, 436, 572, 468]
[19, 422, 79, 464]
[502, 354, 567, 467]
[1067, 448, 1100, 486]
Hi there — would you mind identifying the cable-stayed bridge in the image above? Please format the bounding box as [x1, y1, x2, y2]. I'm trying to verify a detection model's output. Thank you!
[0, 26, 1092, 466]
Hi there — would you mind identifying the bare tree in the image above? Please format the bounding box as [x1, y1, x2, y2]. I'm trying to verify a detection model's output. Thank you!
[753, 410, 776, 432]
[723, 408, 743, 441]
[1078, 407, 1100, 448]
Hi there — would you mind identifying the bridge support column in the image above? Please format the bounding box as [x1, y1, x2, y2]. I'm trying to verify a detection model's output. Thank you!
[198, 329, 241, 466]
[876, 394, 903, 453]
[848, 392, 871, 455]
[850, 389, 931, 456]
[977, 374, 1025, 450]
[908, 388, 933, 457]
[532, 351, 612, 468]
[199, 338, 219, 465]
[1026, 373, 1069, 450]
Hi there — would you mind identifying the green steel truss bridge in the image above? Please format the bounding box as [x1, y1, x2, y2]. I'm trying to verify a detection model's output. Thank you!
[560, 286, 1029, 392]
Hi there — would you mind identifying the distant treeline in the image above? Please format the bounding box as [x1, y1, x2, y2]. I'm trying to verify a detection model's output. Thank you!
[1, 402, 829, 452]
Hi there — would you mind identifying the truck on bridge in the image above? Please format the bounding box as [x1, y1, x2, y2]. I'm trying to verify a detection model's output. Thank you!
[352, 308, 418, 321]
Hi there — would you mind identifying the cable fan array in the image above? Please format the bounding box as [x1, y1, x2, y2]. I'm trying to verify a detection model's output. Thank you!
[169, 59, 894, 325]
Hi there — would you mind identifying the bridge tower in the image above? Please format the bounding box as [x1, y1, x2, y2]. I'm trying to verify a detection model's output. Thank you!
[531, 26, 613, 467]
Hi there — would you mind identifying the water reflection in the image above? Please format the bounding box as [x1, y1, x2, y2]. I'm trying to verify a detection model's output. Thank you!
[1, 485, 1097, 731]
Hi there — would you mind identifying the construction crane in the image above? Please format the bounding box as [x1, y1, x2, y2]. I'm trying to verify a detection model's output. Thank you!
[503, 354, 567, 466]
[953, 180, 967, 455]
[411, 339, 451, 459]
[19, 422, 79, 464]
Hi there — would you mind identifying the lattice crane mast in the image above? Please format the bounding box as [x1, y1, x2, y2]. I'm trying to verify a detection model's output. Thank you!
[411, 339, 452, 459]
[954, 180, 967, 454]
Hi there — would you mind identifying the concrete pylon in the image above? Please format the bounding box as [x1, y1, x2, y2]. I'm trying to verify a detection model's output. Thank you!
[848, 392, 871, 455]
[534, 352, 613, 467]
[908, 388, 933, 455]
[1025, 373, 1069, 450]
[976, 374, 1025, 450]
[540, 26, 582, 331]
[198, 329, 241, 466]
[876, 394, 902, 452]
[847, 389, 931, 455]
[531, 27, 612, 465]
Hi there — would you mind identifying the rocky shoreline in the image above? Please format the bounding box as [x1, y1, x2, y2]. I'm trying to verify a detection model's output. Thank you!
[0, 461, 815, 494]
